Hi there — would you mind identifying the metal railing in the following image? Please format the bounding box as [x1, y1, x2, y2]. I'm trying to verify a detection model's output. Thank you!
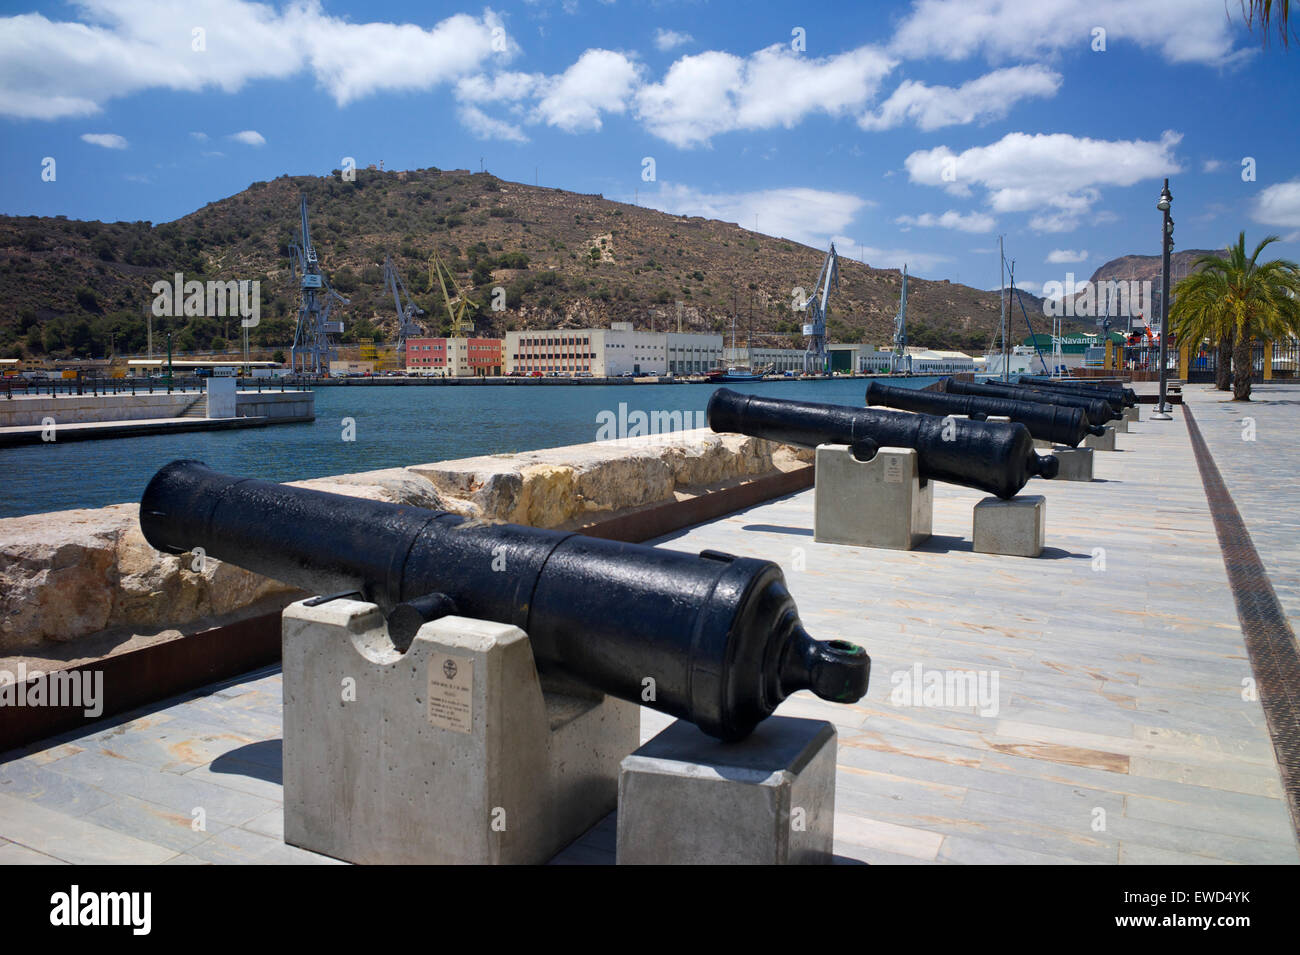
[2, 376, 310, 399]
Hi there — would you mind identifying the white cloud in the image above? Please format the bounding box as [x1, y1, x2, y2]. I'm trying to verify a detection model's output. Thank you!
[1046, 249, 1088, 263]
[229, 129, 265, 146]
[534, 49, 641, 132]
[455, 71, 540, 104]
[857, 245, 952, 273]
[189, 131, 208, 142]
[289, 5, 516, 107]
[452, 51, 641, 138]
[1202, 158, 1223, 173]
[895, 209, 996, 232]
[81, 132, 127, 149]
[890, 0, 1250, 67]
[905, 130, 1183, 232]
[0, 1, 513, 119]
[459, 104, 528, 142]
[636, 44, 895, 148]
[637, 183, 872, 249]
[860, 64, 1060, 131]
[1251, 180, 1300, 229]
[653, 28, 693, 52]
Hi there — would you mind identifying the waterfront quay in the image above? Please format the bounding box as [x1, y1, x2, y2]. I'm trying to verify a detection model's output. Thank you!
[0, 381, 314, 449]
[1, 383, 1296, 864]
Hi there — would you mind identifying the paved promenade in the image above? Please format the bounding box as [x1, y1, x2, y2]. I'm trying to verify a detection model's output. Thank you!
[1181, 383, 1300, 629]
[2, 400, 1297, 864]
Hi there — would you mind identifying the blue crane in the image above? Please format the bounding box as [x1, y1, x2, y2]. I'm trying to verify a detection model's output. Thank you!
[891, 265, 911, 375]
[383, 254, 426, 358]
[802, 243, 839, 374]
[288, 195, 348, 376]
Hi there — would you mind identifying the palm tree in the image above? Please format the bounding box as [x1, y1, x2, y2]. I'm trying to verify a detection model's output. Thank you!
[1171, 233, 1300, 400]
[1240, 0, 1295, 47]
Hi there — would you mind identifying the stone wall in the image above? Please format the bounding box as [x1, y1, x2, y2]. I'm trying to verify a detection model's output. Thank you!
[235, 390, 314, 420]
[0, 393, 196, 427]
[0, 429, 805, 656]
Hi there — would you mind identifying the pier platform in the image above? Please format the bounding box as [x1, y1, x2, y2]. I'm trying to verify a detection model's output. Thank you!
[0, 388, 313, 447]
[1, 385, 1297, 864]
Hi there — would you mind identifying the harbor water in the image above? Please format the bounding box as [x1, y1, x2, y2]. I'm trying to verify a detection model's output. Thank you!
[0, 376, 940, 518]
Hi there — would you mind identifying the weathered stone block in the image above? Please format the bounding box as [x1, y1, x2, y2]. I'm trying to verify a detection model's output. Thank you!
[1045, 446, 1094, 482]
[282, 600, 639, 865]
[617, 716, 837, 865]
[813, 444, 932, 550]
[973, 495, 1046, 558]
[1084, 427, 1117, 451]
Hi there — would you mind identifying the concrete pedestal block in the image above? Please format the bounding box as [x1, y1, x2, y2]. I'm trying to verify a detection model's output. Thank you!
[1084, 427, 1117, 451]
[1045, 446, 1093, 482]
[616, 716, 836, 865]
[973, 494, 1046, 558]
[1123, 406, 1139, 424]
[282, 597, 639, 865]
[205, 376, 236, 418]
[813, 444, 932, 550]
[1110, 418, 1129, 434]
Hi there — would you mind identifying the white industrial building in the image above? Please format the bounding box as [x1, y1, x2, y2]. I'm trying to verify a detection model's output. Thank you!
[856, 346, 976, 375]
[727, 346, 808, 374]
[506, 323, 723, 376]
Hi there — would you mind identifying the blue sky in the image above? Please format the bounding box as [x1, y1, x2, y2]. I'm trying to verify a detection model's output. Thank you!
[2, 0, 1298, 294]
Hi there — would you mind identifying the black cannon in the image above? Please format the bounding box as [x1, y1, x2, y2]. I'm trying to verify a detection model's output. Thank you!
[707, 388, 1058, 499]
[864, 381, 1104, 448]
[139, 460, 869, 741]
[1016, 375, 1136, 409]
[945, 379, 1119, 426]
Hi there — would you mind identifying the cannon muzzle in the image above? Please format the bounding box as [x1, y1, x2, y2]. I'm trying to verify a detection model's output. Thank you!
[708, 388, 1057, 498]
[1017, 375, 1136, 408]
[140, 460, 869, 741]
[865, 381, 1097, 447]
[945, 379, 1119, 426]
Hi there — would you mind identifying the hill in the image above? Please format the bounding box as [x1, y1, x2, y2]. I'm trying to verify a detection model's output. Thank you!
[0, 167, 1076, 361]
[1086, 249, 1219, 287]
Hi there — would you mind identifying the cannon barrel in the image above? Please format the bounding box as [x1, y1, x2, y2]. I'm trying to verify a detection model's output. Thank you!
[864, 381, 1104, 447]
[707, 388, 1057, 499]
[139, 460, 869, 741]
[945, 379, 1119, 426]
[1017, 375, 1136, 408]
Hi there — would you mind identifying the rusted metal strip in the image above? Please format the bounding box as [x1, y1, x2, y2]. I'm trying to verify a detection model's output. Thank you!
[1184, 404, 1300, 838]
[0, 611, 282, 755]
[579, 465, 815, 542]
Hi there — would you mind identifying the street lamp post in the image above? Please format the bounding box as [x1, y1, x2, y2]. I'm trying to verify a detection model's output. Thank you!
[1153, 179, 1174, 420]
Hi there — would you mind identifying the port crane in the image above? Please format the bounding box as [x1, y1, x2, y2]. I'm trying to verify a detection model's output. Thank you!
[383, 255, 426, 357]
[801, 243, 839, 374]
[890, 265, 911, 375]
[289, 195, 348, 375]
[428, 251, 477, 337]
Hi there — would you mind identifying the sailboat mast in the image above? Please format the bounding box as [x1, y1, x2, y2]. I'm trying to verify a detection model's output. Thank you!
[999, 235, 1008, 381]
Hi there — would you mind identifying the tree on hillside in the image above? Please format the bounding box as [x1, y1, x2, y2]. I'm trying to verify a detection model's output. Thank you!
[1171, 233, 1300, 400]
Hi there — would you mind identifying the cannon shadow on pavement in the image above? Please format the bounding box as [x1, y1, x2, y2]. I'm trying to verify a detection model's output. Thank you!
[210, 739, 283, 785]
[915, 535, 1088, 560]
[740, 523, 815, 536]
